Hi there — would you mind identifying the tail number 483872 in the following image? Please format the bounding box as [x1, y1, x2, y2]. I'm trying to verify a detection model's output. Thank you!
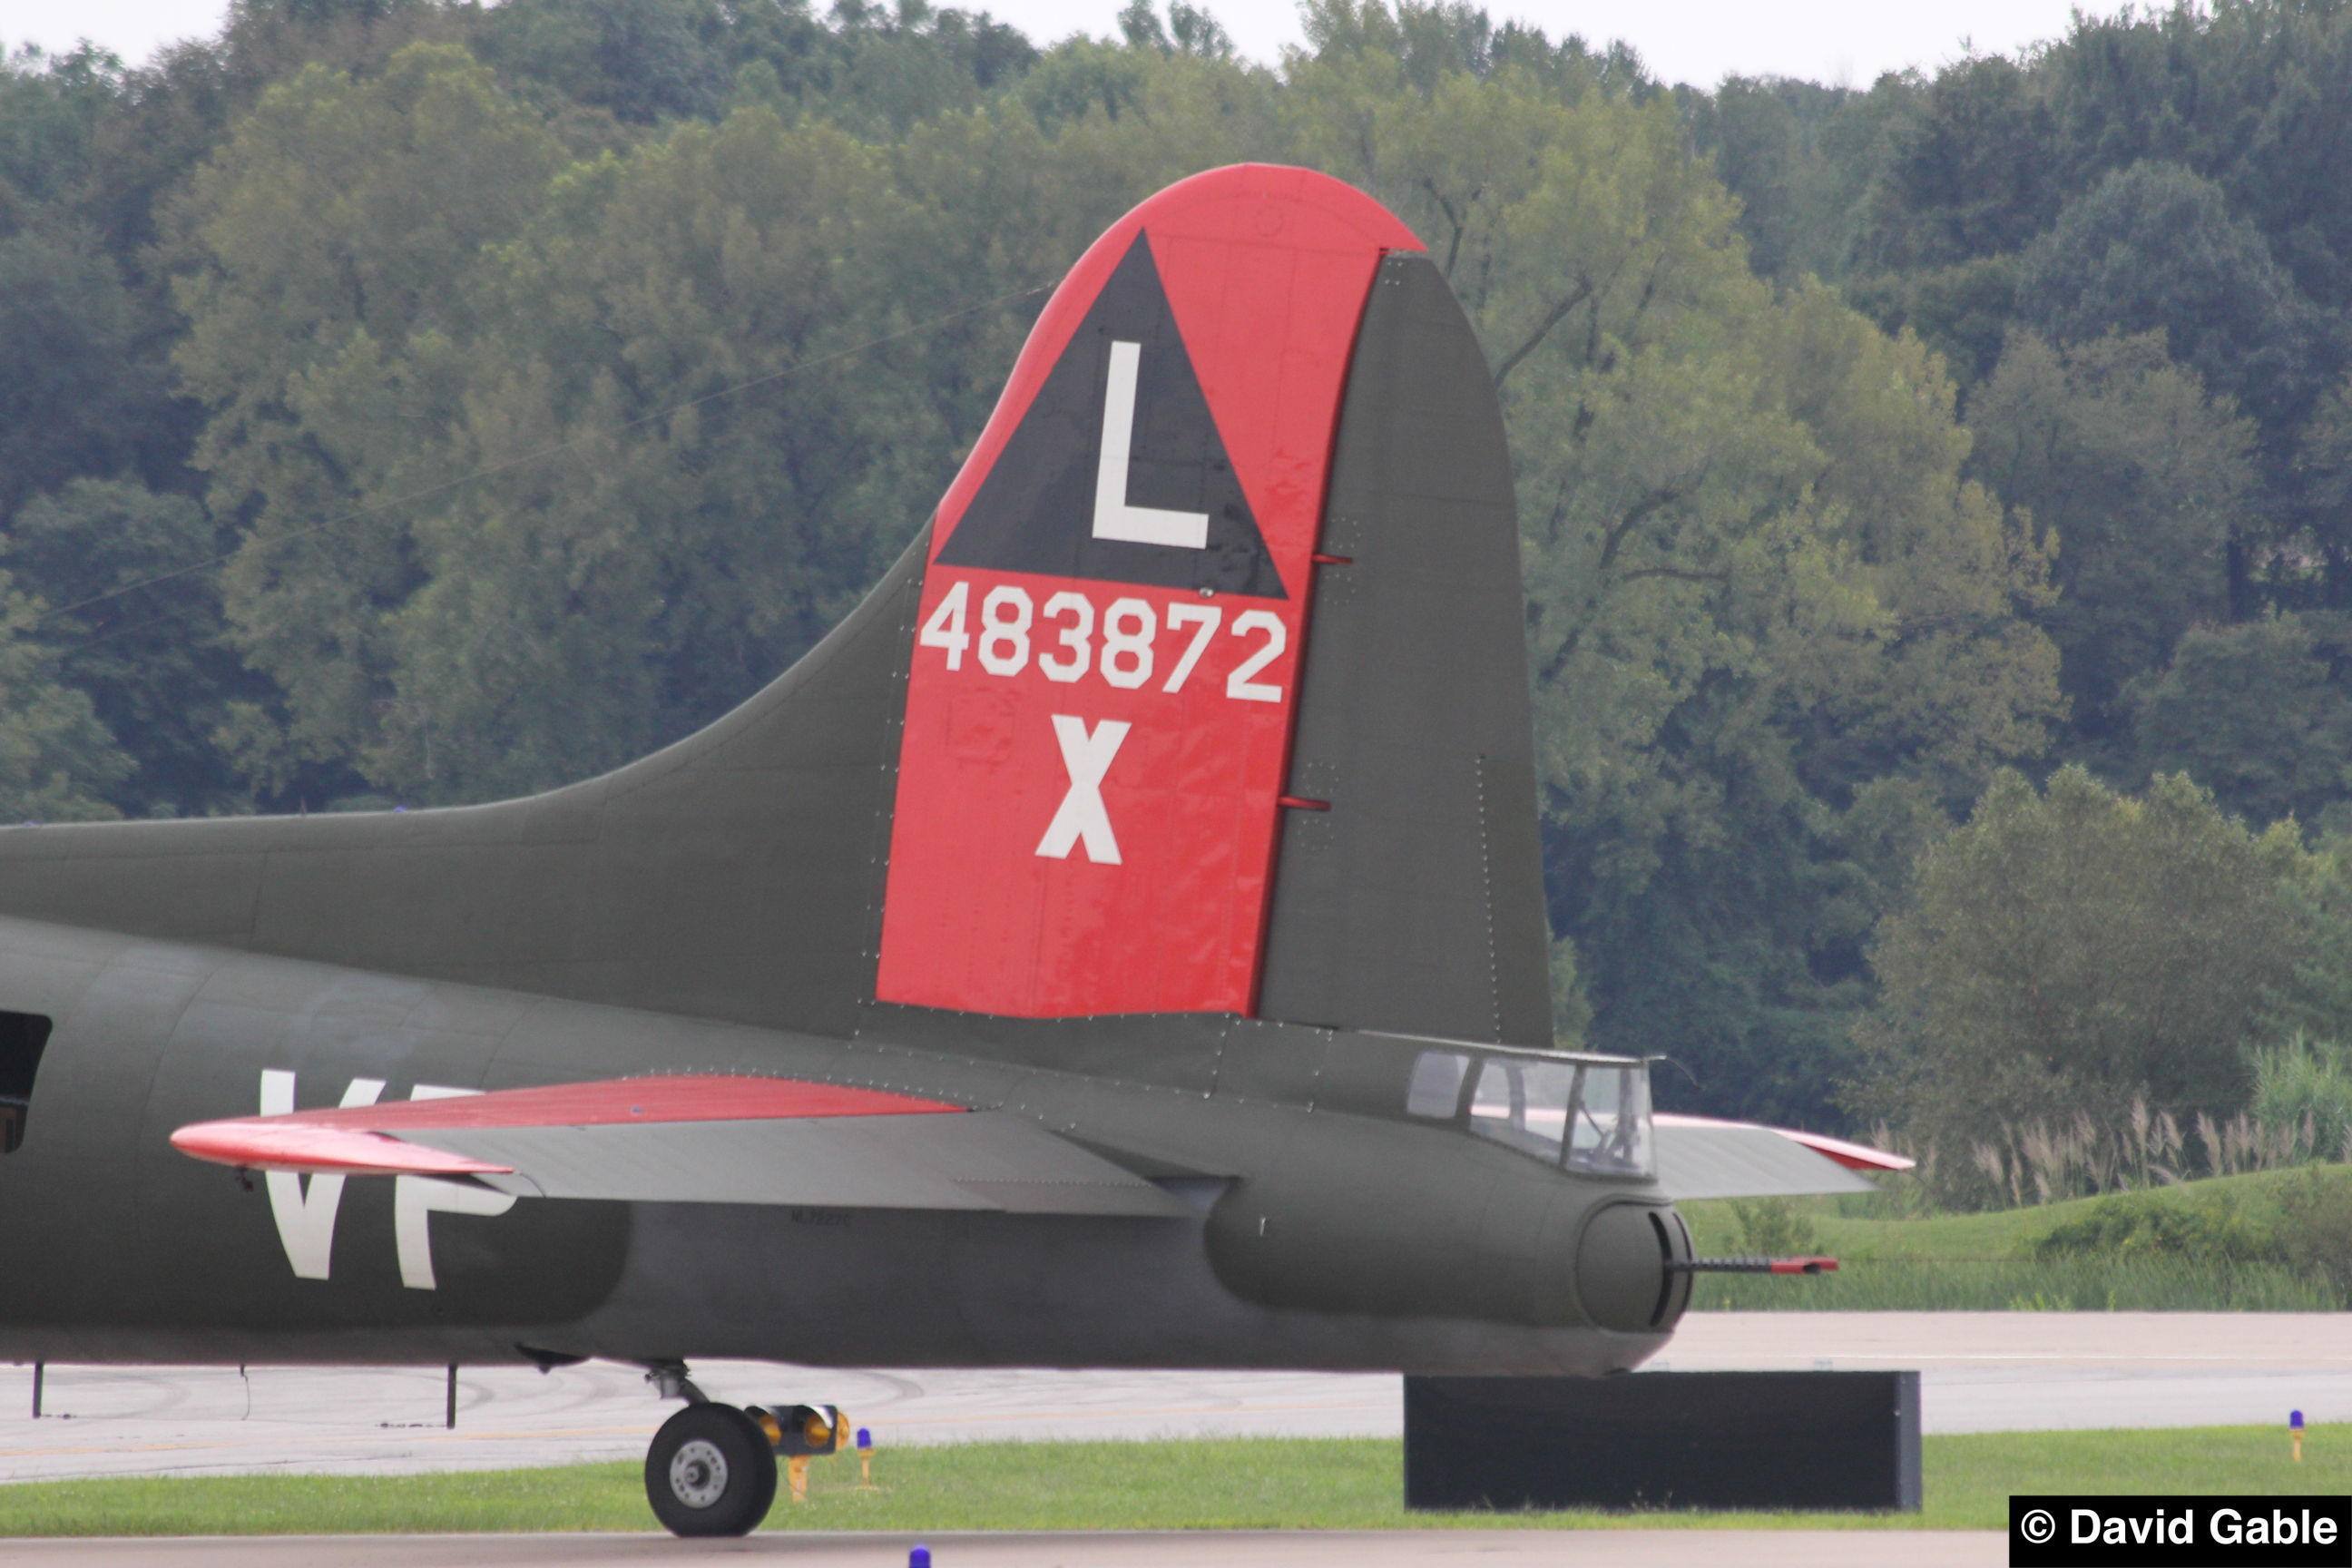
[918, 581, 1284, 702]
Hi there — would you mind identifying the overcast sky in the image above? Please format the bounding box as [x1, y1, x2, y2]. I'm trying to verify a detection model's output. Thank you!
[2, 0, 2126, 89]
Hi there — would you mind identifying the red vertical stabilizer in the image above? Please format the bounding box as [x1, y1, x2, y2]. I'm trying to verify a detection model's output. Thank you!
[875, 167, 1418, 1018]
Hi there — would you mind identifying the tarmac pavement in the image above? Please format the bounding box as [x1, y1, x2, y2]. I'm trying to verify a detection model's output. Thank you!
[0, 1311, 2328, 1567]
[2, 1313, 2345, 1484]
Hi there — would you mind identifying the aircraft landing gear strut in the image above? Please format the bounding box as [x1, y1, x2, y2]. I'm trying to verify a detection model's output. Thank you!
[640, 1361, 777, 1537]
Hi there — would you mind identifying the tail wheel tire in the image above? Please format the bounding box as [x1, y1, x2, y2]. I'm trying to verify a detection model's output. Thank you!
[645, 1403, 778, 1537]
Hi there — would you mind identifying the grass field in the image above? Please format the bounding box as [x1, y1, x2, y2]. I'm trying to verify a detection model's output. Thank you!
[1681, 1167, 2350, 1309]
[0, 1426, 2340, 1535]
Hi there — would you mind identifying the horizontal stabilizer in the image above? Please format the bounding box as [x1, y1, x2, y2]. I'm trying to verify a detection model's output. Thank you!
[1651, 1114, 1907, 1200]
[434, 1113, 1191, 1216]
[170, 1073, 1190, 1217]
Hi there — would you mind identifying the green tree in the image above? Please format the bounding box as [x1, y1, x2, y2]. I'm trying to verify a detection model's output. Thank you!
[6, 479, 252, 815]
[0, 573, 130, 822]
[1965, 331, 2256, 757]
[172, 42, 567, 797]
[76, 0, 476, 266]
[796, 2, 1041, 139]
[1849, 2, 2352, 315]
[2129, 612, 2352, 831]
[2014, 161, 2331, 456]
[1841, 254, 2016, 388]
[473, 0, 734, 124]
[2269, 835, 2352, 1047]
[0, 223, 160, 517]
[0, 43, 123, 214]
[2038, 1, 2352, 312]
[1835, 5, 2352, 628]
[2294, 372, 2352, 604]
[1855, 766, 2306, 1201]
[1688, 73, 1916, 289]
[368, 108, 907, 797]
[1524, 279, 2058, 1122]
[1853, 53, 2055, 272]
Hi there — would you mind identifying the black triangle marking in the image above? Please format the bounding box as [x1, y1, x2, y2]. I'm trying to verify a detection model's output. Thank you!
[937, 232, 1284, 599]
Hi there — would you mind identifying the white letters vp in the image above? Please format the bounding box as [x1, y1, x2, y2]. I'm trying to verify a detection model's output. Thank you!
[259, 1072, 516, 1289]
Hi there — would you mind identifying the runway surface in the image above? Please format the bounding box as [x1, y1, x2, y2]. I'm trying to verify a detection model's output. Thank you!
[0, 1362, 1393, 1482]
[0, 1531, 2005, 1565]
[0, 1312, 2345, 1484]
[1663, 1311, 2352, 1436]
[33, 1312, 2331, 1567]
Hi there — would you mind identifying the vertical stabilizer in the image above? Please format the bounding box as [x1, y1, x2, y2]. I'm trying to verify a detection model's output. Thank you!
[879, 172, 1549, 1043]
[876, 166, 1418, 1019]
[1255, 255, 1553, 1047]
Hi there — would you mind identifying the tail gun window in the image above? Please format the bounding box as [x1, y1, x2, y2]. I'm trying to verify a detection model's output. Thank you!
[1458, 1054, 1656, 1179]
[0, 1011, 50, 1154]
[1468, 1058, 1576, 1160]
[1567, 1063, 1653, 1178]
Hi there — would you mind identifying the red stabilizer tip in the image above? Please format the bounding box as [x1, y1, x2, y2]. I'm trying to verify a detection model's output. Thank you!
[1769, 1257, 1840, 1275]
[169, 1122, 514, 1177]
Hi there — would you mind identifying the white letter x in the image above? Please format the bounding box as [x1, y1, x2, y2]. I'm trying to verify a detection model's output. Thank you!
[1092, 340, 1210, 550]
[1037, 715, 1130, 864]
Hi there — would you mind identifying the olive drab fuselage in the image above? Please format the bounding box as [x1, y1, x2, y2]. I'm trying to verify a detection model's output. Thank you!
[0, 916, 1685, 1372]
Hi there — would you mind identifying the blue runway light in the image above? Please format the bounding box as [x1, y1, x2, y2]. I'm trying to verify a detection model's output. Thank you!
[910, 1545, 932, 1567]
[858, 1426, 873, 1449]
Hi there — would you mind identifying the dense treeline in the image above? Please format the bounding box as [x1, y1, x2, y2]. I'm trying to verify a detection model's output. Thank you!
[1681, 0, 2352, 1194]
[7, 0, 2352, 1176]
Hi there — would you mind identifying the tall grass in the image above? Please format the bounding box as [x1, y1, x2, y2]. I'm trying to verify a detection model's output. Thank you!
[2250, 1033, 2352, 1161]
[1726, 1039, 2352, 1308]
[1962, 1095, 2351, 1209]
[1690, 1253, 2338, 1311]
[1933, 1037, 2352, 1214]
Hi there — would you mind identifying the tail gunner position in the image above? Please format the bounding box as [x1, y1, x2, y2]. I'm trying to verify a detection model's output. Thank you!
[0, 166, 1902, 1534]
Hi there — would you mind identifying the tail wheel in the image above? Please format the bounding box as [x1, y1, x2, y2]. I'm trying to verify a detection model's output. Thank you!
[644, 1403, 778, 1537]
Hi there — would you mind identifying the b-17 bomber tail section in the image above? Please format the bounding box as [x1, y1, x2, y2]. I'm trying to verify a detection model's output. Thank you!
[0, 165, 1553, 1051]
